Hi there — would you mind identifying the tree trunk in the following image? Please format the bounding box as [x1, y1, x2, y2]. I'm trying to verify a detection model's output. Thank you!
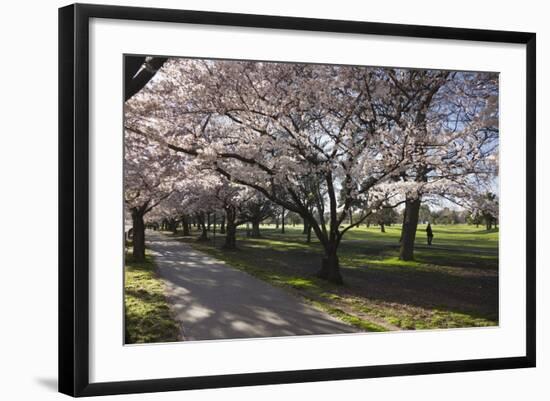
[182, 215, 190, 236]
[302, 218, 309, 234]
[131, 209, 145, 262]
[306, 224, 312, 243]
[195, 216, 201, 230]
[223, 208, 237, 250]
[220, 215, 226, 234]
[197, 213, 208, 241]
[380, 222, 385, 233]
[198, 224, 208, 241]
[251, 220, 261, 238]
[224, 223, 237, 249]
[399, 205, 408, 243]
[316, 244, 343, 284]
[399, 198, 421, 261]
[281, 208, 285, 234]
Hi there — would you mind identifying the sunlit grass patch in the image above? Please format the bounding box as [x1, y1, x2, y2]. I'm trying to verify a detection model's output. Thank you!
[306, 299, 387, 332]
[124, 252, 180, 344]
[365, 256, 423, 268]
[427, 310, 498, 329]
[349, 298, 497, 330]
[285, 277, 317, 290]
[246, 238, 313, 250]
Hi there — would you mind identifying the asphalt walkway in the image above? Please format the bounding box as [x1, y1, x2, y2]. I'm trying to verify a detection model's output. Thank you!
[146, 231, 358, 341]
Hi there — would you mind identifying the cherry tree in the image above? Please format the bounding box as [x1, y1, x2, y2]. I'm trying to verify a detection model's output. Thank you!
[124, 127, 181, 261]
[125, 60, 420, 283]
[386, 70, 499, 259]
[238, 193, 275, 238]
[124, 59, 498, 282]
[166, 169, 224, 241]
[193, 177, 272, 249]
[471, 192, 499, 230]
[151, 188, 194, 235]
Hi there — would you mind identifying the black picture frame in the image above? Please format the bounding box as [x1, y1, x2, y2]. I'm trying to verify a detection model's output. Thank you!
[59, 3, 536, 397]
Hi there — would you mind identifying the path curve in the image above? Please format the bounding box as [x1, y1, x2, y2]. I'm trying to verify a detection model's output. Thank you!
[146, 231, 358, 341]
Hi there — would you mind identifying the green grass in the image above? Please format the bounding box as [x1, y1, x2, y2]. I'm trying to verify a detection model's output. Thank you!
[169, 223, 498, 332]
[307, 300, 388, 332]
[124, 252, 180, 344]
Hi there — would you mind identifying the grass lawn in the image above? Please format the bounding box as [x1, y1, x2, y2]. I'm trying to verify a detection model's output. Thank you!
[167, 223, 498, 332]
[124, 250, 181, 344]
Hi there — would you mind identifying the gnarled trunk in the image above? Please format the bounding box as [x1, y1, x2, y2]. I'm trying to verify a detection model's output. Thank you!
[399, 198, 421, 260]
[316, 244, 343, 284]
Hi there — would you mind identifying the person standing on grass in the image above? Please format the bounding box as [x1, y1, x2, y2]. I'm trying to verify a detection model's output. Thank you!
[426, 223, 434, 246]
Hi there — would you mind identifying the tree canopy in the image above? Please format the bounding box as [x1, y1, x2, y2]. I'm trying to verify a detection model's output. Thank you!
[124, 57, 499, 282]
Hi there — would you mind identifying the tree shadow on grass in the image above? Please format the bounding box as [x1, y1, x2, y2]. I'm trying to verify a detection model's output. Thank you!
[241, 240, 498, 322]
[340, 264, 498, 322]
[416, 250, 498, 270]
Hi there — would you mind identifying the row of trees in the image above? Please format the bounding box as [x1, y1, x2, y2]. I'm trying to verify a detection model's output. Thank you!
[124, 57, 499, 284]
[150, 199, 498, 240]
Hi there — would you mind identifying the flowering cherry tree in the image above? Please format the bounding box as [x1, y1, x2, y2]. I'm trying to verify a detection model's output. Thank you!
[368, 69, 499, 259]
[124, 58, 498, 283]
[124, 127, 181, 260]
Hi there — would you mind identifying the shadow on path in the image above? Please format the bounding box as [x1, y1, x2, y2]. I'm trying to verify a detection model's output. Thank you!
[147, 231, 358, 341]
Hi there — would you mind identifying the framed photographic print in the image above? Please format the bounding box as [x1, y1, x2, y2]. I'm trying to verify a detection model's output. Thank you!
[58, 3, 536, 397]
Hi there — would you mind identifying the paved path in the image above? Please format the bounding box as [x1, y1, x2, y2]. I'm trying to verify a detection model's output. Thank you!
[146, 231, 358, 341]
